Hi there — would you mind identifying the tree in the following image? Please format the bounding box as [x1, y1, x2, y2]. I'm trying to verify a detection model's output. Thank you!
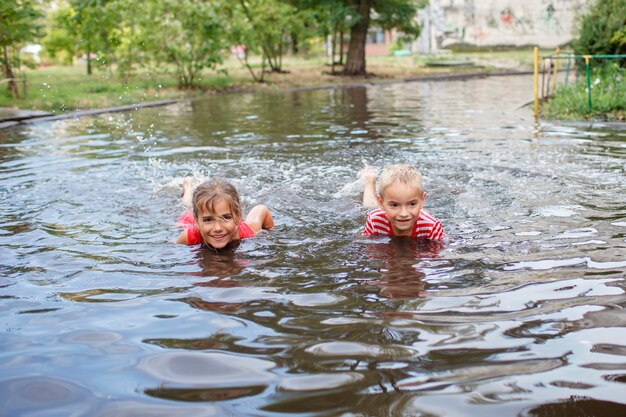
[106, 0, 147, 82]
[70, 0, 119, 75]
[342, 0, 372, 76]
[45, 0, 119, 75]
[301, 0, 356, 71]
[342, 0, 425, 76]
[144, 0, 226, 88]
[43, 6, 80, 65]
[45, 1, 147, 81]
[232, 0, 310, 75]
[572, 0, 626, 66]
[0, 0, 43, 98]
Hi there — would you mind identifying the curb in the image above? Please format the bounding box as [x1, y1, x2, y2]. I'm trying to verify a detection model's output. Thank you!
[0, 99, 180, 130]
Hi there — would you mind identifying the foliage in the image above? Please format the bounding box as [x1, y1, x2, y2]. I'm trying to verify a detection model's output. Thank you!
[0, 0, 44, 97]
[106, 1, 148, 82]
[610, 26, 626, 50]
[42, 6, 79, 65]
[543, 63, 625, 121]
[43, 0, 229, 86]
[0, 64, 239, 112]
[373, 0, 425, 37]
[318, 0, 425, 75]
[302, 0, 357, 68]
[44, 1, 150, 81]
[572, 0, 626, 65]
[0, 0, 43, 51]
[143, 0, 226, 88]
[69, 0, 121, 74]
[41, 0, 125, 75]
[231, 0, 312, 76]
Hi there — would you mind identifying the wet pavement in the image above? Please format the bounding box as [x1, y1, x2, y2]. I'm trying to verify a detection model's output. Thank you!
[0, 100, 179, 130]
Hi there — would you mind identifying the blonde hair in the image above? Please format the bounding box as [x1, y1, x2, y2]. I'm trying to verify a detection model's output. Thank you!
[378, 163, 424, 198]
[192, 178, 242, 223]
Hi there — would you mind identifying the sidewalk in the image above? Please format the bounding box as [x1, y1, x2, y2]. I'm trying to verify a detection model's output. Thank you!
[0, 108, 53, 129]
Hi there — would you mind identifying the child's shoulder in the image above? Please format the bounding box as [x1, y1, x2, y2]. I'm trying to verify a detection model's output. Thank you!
[366, 208, 390, 224]
[368, 208, 386, 217]
[418, 209, 441, 224]
[177, 210, 194, 225]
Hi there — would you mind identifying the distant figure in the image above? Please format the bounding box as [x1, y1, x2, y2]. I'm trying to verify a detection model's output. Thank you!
[176, 176, 273, 249]
[359, 163, 444, 240]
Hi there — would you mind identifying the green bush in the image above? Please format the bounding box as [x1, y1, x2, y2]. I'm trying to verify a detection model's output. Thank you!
[543, 63, 625, 121]
[572, 0, 626, 65]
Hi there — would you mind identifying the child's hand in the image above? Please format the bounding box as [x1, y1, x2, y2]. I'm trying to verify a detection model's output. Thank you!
[359, 165, 379, 208]
[358, 165, 377, 184]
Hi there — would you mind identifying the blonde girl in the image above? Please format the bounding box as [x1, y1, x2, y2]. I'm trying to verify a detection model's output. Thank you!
[176, 176, 273, 248]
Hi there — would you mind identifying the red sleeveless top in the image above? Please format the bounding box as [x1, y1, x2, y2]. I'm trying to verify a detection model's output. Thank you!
[177, 210, 255, 245]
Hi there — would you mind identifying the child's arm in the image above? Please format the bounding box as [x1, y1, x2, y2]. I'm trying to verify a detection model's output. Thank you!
[175, 230, 189, 244]
[245, 204, 274, 233]
[181, 176, 194, 210]
[360, 166, 379, 209]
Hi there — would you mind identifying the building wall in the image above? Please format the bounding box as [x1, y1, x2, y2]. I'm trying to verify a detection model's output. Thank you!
[365, 28, 394, 56]
[415, 0, 591, 53]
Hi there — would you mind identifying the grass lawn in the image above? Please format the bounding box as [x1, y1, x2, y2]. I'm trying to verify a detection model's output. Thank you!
[0, 50, 536, 113]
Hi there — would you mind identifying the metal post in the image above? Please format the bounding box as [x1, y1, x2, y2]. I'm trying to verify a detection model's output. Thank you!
[541, 54, 547, 100]
[533, 47, 539, 118]
[551, 47, 560, 95]
[584, 55, 592, 112]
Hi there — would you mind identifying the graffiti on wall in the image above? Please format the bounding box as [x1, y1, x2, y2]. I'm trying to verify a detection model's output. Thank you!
[427, 0, 588, 49]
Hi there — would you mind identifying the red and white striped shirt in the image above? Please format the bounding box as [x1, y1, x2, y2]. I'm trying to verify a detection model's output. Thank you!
[363, 208, 444, 241]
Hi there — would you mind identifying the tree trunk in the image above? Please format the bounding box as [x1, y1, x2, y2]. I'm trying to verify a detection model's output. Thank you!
[343, 0, 373, 76]
[86, 39, 92, 75]
[291, 31, 299, 54]
[339, 30, 344, 65]
[331, 30, 336, 73]
[3, 46, 19, 99]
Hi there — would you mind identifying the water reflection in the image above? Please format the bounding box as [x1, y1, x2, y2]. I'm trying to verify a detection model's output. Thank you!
[139, 351, 275, 402]
[523, 398, 626, 417]
[367, 237, 442, 299]
[190, 243, 247, 279]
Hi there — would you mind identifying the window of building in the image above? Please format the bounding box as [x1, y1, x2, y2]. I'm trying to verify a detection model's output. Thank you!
[367, 28, 386, 44]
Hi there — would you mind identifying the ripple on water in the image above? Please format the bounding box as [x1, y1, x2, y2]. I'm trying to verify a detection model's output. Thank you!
[305, 341, 415, 359]
[138, 351, 276, 386]
[521, 398, 626, 417]
[289, 293, 346, 307]
[278, 372, 364, 391]
[504, 257, 588, 270]
[505, 257, 626, 271]
[406, 278, 623, 315]
[398, 357, 566, 390]
[58, 330, 139, 354]
[531, 205, 583, 217]
[555, 227, 598, 239]
[92, 401, 224, 417]
[0, 375, 98, 416]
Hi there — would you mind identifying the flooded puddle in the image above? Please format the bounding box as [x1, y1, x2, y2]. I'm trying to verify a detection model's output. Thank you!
[1, 75, 625, 416]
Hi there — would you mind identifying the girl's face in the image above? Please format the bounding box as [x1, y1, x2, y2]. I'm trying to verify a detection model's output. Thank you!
[196, 198, 239, 249]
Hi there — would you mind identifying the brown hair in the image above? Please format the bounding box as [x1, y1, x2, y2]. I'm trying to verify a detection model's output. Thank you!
[192, 178, 242, 223]
[379, 163, 424, 198]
